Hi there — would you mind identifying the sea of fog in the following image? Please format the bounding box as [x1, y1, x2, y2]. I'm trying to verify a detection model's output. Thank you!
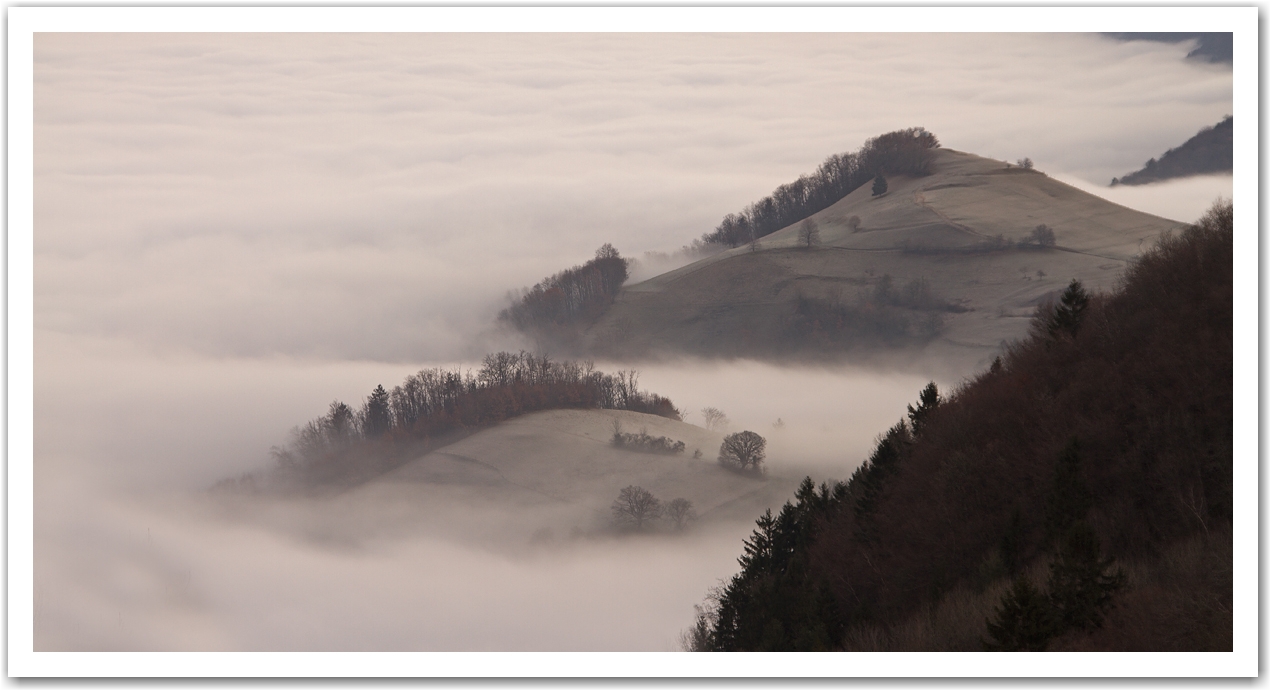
[29, 30, 1234, 654]
[31, 172, 1232, 652]
[35, 330, 943, 651]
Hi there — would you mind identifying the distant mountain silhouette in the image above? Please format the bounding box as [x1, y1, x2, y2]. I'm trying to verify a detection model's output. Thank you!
[1112, 116, 1232, 186]
[1102, 32, 1232, 64]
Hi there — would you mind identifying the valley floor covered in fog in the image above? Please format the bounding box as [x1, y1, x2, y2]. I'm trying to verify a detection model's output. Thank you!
[35, 339, 936, 650]
[25, 24, 1238, 657]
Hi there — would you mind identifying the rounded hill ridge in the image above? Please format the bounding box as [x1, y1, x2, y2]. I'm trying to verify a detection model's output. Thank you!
[586, 149, 1186, 366]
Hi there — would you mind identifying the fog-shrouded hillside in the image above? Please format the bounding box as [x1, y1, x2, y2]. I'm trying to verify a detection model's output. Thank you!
[1112, 116, 1233, 186]
[580, 147, 1185, 369]
[213, 408, 803, 550]
[687, 201, 1232, 652]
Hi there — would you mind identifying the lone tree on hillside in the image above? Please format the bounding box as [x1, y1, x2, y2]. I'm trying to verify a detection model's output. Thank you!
[847, 215, 862, 233]
[611, 485, 663, 530]
[1028, 224, 1056, 247]
[798, 218, 821, 249]
[871, 173, 888, 197]
[1017, 157, 1035, 170]
[666, 498, 697, 530]
[700, 407, 729, 431]
[718, 431, 767, 473]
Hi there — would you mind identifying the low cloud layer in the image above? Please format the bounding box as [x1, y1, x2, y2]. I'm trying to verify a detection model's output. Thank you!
[36, 340, 936, 651]
[32, 31, 1233, 653]
[36, 32, 1231, 362]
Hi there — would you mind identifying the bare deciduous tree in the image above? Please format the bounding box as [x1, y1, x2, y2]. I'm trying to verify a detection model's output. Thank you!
[666, 498, 696, 530]
[700, 407, 729, 431]
[611, 485, 663, 530]
[1029, 224, 1056, 247]
[718, 430, 767, 473]
[798, 218, 821, 249]
[847, 215, 862, 233]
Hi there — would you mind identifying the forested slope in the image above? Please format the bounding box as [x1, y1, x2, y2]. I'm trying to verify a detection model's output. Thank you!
[688, 201, 1233, 652]
[1112, 116, 1232, 186]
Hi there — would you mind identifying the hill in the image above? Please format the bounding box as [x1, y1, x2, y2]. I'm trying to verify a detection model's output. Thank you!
[354, 408, 801, 542]
[1112, 116, 1233, 186]
[582, 148, 1185, 368]
[216, 408, 801, 549]
[218, 352, 682, 492]
[687, 201, 1232, 651]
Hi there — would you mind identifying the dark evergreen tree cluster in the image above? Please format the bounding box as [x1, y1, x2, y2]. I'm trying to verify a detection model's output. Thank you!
[700, 128, 939, 248]
[690, 384, 939, 651]
[691, 478, 849, 651]
[983, 441, 1125, 651]
[688, 200, 1233, 651]
[269, 351, 679, 487]
[500, 243, 630, 335]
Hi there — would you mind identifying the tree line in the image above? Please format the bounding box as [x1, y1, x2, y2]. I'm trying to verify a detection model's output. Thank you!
[687, 200, 1233, 651]
[700, 128, 940, 248]
[500, 243, 630, 340]
[268, 351, 679, 487]
[1112, 115, 1232, 186]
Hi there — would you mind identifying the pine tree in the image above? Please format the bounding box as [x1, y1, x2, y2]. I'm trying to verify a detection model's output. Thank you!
[738, 509, 778, 574]
[1000, 508, 1025, 575]
[1046, 522, 1125, 631]
[1045, 438, 1092, 541]
[1048, 279, 1090, 339]
[362, 384, 392, 438]
[906, 382, 940, 436]
[871, 173, 888, 197]
[983, 576, 1057, 651]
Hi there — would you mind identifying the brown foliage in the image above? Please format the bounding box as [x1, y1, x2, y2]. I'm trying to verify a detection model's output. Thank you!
[803, 201, 1232, 648]
[270, 351, 680, 489]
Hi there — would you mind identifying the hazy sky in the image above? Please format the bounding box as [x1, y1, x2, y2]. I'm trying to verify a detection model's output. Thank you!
[28, 29, 1237, 659]
[35, 32, 1232, 363]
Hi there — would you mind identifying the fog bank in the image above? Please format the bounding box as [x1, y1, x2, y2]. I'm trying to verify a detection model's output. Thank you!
[36, 334, 946, 650]
[31, 29, 1234, 653]
[36, 32, 1231, 362]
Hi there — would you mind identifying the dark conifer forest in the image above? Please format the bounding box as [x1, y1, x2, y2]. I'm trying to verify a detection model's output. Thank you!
[687, 201, 1232, 651]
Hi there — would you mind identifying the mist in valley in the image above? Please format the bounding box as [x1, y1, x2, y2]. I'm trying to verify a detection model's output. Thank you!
[26, 25, 1237, 655]
[36, 336, 938, 650]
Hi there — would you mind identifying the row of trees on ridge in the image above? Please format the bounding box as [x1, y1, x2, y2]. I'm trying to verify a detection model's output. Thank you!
[500, 243, 630, 338]
[700, 128, 938, 248]
[270, 351, 679, 487]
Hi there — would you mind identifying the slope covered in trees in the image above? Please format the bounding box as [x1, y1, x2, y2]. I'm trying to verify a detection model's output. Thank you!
[584, 147, 1184, 364]
[500, 244, 631, 346]
[700, 128, 940, 248]
[238, 352, 679, 489]
[1112, 116, 1232, 186]
[688, 201, 1232, 651]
